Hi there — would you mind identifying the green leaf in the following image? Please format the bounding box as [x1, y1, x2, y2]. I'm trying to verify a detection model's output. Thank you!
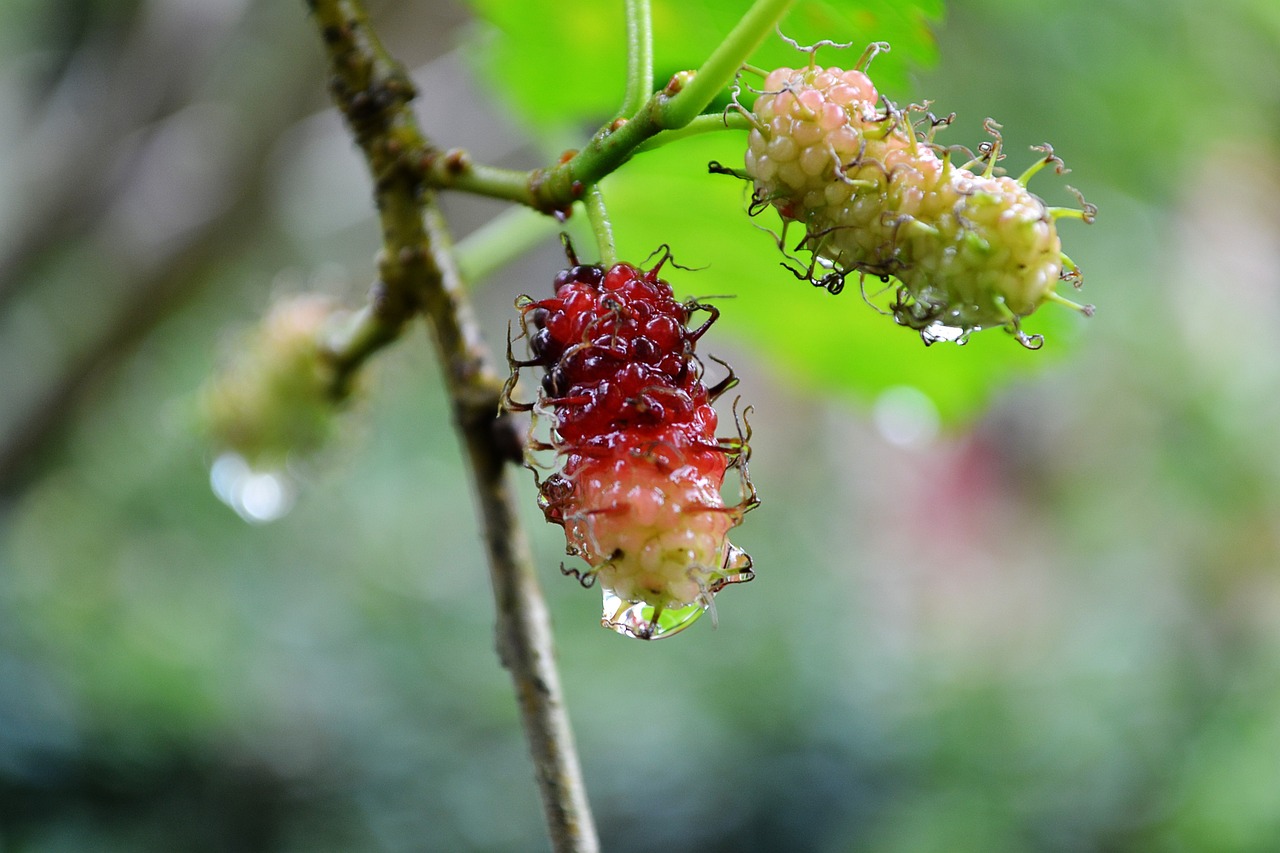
[462, 0, 942, 129]
[602, 134, 1082, 426]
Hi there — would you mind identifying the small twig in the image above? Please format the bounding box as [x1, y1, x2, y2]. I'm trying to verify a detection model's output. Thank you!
[655, 0, 795, 129]
[320, 296, 409, 401]
[423, 205, 600, 853]
[410, 0, 795, 214]
[534, 0, 796, 206]
[306, 2, 599, 851]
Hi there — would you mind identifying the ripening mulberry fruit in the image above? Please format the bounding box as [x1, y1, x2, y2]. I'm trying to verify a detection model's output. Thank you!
[739, 48, 1094, 346]
[201, 295, 343, 467]
[504, 256, 757, 640]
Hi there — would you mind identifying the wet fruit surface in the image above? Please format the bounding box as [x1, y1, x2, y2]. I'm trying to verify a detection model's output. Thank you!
[507, 259, 756, 639]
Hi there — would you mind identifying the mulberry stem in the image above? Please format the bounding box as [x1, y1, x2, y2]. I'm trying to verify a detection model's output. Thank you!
[634, 111, 753, 153]
[584, 184, 618, 266]
[656, 0, 797, 129]
[420, 0, 794, 213]
[618, 0, 654, 120]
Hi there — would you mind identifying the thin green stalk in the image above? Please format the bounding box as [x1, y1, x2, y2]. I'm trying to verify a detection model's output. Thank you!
[584, 184, 617, 266]
[657, 0, 796, 128]
[533, 0, 794, 203]
[634, 110, 753, 154]
[418, 0, 794, 215]
[618, 0, 653, 119]
[321, 300, 408, 400]
[425, 155, 540, 208]
[455, 206, 562, 284]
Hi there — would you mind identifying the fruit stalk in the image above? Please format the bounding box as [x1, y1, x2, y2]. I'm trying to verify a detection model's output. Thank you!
[394, 0, 795, 214]
[617, 0, 654, 120]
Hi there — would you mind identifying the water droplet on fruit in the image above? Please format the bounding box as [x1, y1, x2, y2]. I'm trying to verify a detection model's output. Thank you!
[598, 544, 755, 640]
[922, 321, 968, 343]
[210, 452, 296, 524]
[600, 587, 707, 640]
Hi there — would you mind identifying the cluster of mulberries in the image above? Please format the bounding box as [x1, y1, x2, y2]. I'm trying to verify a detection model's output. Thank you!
[742, 55, 1093, 344]
[506, 259, 755, 639]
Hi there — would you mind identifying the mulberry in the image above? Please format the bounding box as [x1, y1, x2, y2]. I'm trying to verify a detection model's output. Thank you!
[736, 44, 1095, 346]
[504, 253, 756, 640]
[201, 295, 342, 467]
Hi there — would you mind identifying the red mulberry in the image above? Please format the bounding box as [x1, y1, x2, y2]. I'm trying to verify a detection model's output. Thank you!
[505, 256, 756, 640]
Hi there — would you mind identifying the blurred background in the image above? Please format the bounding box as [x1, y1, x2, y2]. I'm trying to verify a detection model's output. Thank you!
[1, 0, 1279, 850]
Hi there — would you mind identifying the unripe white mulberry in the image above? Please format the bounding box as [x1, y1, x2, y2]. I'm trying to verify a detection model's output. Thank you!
[740, 52, 1094, 345]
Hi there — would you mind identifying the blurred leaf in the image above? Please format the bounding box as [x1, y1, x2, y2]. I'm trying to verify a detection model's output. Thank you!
[603, 134, 1083, 424]
[462, 0, 942, 129]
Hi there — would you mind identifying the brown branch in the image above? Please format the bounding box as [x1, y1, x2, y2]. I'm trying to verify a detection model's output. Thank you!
[305, 2, 599, 850]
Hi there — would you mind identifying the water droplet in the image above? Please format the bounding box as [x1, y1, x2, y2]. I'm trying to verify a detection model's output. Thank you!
[598, 545, 755, 640]
[210, 452, 296, 524]
[922, 321, 968, 344]
[600, 588, 707, 640]
[721, 542, 754, 578]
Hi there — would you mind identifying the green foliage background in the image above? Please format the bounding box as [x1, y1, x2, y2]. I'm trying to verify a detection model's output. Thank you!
[1, 0, 1280, 850]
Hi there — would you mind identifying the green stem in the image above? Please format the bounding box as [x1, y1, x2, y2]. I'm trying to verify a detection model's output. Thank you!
[657, 0, 796, 128]
[417, 0, 794, 215]
[321, 301, 406, 400]
[618, 0, 653, 119]
[584, 184, 617, 266]
[424, 154, 540, 208]
[456, 206, 562, 284]
[548, 0, 794, 198]
[634, 111, 753, 153]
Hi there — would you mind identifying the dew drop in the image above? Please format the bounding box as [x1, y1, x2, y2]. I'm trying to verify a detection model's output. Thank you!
[600, 587, 707, 640]
[597, 543, 755, 640]
[720, 543, 755, 582]
[209, 452, 297, 524]
[922, 321, 968, 343]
